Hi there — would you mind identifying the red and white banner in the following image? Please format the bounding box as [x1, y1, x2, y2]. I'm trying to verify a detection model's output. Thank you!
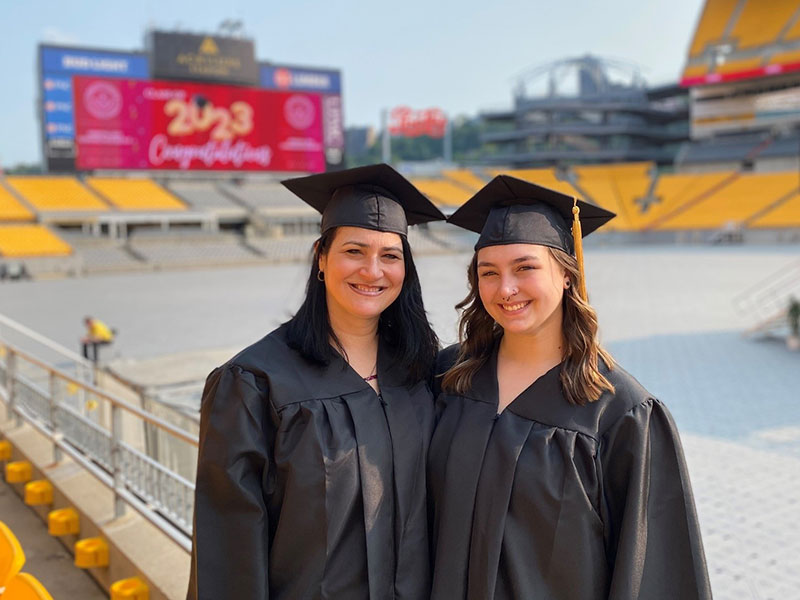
[388, 106, 447, 138]
[73, 76, 325, 172]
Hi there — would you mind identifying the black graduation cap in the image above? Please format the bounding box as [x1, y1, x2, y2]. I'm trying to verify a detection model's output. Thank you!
[448, 174, 615, 300]
[281, 164, 446, 236]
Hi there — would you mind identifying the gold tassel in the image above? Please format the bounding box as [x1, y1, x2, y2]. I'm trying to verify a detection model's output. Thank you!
[572, 198, 587, 302]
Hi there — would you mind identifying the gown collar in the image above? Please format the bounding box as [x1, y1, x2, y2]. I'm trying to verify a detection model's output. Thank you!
[463, 340, 573, 425]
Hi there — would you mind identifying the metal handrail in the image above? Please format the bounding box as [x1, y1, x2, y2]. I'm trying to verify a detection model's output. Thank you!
[0, 313, 93, 375]
[4, 343, 198, 447]
[0, 341, 198, 552]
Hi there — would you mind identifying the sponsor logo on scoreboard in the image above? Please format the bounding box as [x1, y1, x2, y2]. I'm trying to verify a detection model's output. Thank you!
[260, 65, 341, 93]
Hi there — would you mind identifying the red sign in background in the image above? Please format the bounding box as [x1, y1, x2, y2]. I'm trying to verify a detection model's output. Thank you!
[73, 76, 325, 172]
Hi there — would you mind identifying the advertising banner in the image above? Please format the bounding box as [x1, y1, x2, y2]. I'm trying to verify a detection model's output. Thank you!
[389, 106, 447, 138]
[73, 76, 325, 172]
[149, 32, 259, 86]
[261, 64, 344, 169]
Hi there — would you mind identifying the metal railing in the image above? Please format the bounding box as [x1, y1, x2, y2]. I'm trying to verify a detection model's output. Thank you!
[0, 341, 198, 552]
[733, 259, 800, 334]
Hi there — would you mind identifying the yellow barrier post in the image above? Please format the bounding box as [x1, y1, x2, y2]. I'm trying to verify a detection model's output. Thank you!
[48, 508, 80, 536]
[74, 537, 109, 568]
[24, 480, 54, 506]
[0, 440, 12, 461]
[5, 460, 32, 484]
[111, 576, 150, 600]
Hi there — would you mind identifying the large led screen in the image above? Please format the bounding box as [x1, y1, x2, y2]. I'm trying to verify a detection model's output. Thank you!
[73, 76, 325, 172]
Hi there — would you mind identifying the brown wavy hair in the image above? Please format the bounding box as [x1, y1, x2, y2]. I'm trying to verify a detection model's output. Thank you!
[441, 247, 614, 405]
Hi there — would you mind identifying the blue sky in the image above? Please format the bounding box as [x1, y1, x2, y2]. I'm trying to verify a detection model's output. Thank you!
[0, 0, 703, 166]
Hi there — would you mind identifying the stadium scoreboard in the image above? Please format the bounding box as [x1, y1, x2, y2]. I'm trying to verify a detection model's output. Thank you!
[38, 33, 344, 173]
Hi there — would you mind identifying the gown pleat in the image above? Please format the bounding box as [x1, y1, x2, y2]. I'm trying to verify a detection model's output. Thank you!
[428, 343, 712, 600]
[188, 324, 434, 600]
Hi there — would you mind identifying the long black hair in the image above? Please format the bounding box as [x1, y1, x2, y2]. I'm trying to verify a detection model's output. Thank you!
[285, 227, 439, 384]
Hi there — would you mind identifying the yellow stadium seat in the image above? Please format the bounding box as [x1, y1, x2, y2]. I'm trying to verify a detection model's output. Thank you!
[688, 0, 739, 57]
[657, 172, 799, 230]
[86, 178, 186, 211]
[2, 572, 54, 600]
[749, 190, 800, 228]
[0, 521, 26, 589]
[410, 178, 473, 207]
[5, 177, 107, 212]
[442, 169, 486, 192]
[0, 225, 72, 258]
[729, 0, 799, 50]
[0, 185, 34, 222]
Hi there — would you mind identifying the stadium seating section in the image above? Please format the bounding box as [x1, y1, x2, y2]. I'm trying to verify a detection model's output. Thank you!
[573, 163, 654, 230]
[409, 178, 473, 206]
[645, 172, 735, 229]
[656, 172, 800, 229]
[685, 0, 800, 76]
[86, 177, 186, 211]
[442, 169, 487, 192]
[5, 177, 107, 212]
[730, 0, 799, 50]
[218, 181, 310, 212]
[769, 48, 800, 65]
[0, 185, 34, 222]
[488, 168, 581, 198]
[689, 0, 738, 57]
[0, 225, 72, 258]
[786, 13, 800, 40]
[715, 57, 763, 75]
[167, 181, 246, 212]
[749, 190, 800, 228]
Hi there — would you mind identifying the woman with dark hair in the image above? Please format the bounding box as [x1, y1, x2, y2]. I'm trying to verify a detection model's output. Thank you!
[428, 176, 711, 599]
[188, 164, 444, 600]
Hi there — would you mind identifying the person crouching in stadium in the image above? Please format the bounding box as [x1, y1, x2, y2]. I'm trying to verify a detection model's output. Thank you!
[427, 176, 712, 599]
[187, 164, 445, 600]
[81, 316, 115, 363]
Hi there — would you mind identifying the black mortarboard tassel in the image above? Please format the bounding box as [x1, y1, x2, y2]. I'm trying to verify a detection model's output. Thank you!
[447, 174, 615, 300]
[281, 163, 446, 236]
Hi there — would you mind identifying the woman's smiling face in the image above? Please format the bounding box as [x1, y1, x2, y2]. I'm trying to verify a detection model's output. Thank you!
[476, 243, 568, 337]
[318, 226, 406, 322]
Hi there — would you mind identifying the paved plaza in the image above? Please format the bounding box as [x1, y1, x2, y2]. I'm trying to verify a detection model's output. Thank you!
[2, 244, 800, 599]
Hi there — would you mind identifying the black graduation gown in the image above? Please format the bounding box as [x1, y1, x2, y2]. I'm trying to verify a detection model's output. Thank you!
[428, 345, 712, 600]
[187, 324, 434, 600]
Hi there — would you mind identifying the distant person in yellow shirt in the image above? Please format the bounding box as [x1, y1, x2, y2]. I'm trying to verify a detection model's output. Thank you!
[81, 316, 115, 362]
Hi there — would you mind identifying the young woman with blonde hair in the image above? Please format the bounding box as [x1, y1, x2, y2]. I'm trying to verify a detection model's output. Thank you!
[428, 176, 711, 599]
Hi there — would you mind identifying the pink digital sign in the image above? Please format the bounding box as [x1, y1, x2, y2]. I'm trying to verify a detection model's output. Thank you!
[73, 76, 325, 172]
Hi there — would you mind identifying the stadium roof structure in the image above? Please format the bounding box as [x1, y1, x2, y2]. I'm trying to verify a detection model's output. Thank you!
[682, 0, 800, 86]
[478, 55, 689, 167]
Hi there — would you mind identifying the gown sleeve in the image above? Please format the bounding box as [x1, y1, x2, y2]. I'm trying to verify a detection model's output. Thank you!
[599, 398, 712, 600]
[187, 365, 273, 600]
